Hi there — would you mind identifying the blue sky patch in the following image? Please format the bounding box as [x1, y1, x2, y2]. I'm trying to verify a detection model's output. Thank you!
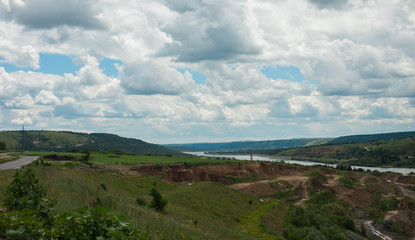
[39, 53, 80, 75]
[100, 58, 122, 77]
[0, 54, 123, 78]
[177, 67, 207, 85]
[0, 53, 80, 75]
[261, 65, 304, 82]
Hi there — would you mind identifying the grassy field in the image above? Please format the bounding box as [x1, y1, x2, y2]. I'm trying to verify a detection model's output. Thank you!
[0, 162, 262, 240]
[89, 152, 244, 166]
[14, 150, 245, 166]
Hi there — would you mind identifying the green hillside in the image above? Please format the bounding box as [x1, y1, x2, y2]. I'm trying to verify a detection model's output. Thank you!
[167, 138, 331, 151]
[0, 131, 181, 156]
[274, 137, 415, 167]
[328, 131, 415, 144]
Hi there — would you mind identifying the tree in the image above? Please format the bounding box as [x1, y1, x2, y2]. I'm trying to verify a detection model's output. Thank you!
[81, 150, 92, 165]
[149, 188, 167, 212]
[0, 141, 5, 150]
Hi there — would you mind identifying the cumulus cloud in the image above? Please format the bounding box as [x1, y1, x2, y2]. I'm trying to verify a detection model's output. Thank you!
[120, 61, 194, 95]
[0, 0, 104, 29]
[0, 0, 414, 142]
[35, 90, 60, 105]
[158, 0, 262, 62]
[308, 0, 349, 10]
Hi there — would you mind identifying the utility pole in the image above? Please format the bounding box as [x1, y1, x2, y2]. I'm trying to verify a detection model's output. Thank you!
[21, 125, 25, 153]
[38, 130, 41, 151]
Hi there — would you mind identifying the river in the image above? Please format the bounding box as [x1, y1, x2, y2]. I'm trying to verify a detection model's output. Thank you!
[189, 152, 415, 175]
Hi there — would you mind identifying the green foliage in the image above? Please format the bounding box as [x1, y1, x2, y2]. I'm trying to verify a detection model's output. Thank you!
[0, 166, 147, 240]
[3, 167, 48, 211]
[256, 136, 415, 167]
[283, 206, 346, 240]
[306, 189, 337, 205]
[0, 130, 181, 156]
[149, 188, 167, 212]
[374, 197, 399, 213]
[338, 176, 356, 189]
[304, 172, 328, 183]
[81, 150, 92, 164]
[0, 140, 5, 150]
[0, 207, 147, 240]
[136, 198, 146, 206]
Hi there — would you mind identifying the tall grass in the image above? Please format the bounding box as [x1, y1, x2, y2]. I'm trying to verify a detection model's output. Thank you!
[26, 165, 260, 239]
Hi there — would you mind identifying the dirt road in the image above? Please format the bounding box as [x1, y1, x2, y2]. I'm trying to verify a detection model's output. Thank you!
[0, 155, 39, 170]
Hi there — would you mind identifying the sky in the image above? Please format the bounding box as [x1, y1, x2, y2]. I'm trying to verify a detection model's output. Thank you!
[0, 0, 414, 144]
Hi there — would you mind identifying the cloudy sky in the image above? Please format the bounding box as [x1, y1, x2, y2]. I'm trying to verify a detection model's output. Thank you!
[0, 0, 414, 144]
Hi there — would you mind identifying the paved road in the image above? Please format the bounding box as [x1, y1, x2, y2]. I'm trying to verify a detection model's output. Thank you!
[0, 155, 39, 170]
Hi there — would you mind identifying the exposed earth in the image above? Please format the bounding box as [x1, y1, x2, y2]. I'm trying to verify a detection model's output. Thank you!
[103, 162, 415, 239]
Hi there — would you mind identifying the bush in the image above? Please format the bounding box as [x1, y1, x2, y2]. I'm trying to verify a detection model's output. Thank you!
[149, 188, 167, 212]
[136, 198, 146, 206]
[0, 167, 148, 239]
[283, 206, 347, 240]
[81, 150, 91, 164]
[0, 207, 148, 240]
[3, 167, 48, 211]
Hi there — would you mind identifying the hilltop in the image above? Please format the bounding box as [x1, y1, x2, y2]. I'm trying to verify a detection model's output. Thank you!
[166, 138, 332, 151]
[167, 131, 415, 152]
[0, 131, 181, 156]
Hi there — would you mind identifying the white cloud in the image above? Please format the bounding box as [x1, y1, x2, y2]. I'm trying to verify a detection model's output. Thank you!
[0, 0, 104, 29]
[35, 90, 60, 105]
[120, 60, 194, 95]
[0, 0, 414, 142]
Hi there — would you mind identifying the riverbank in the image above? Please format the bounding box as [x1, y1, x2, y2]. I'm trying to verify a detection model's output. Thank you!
[190, 152, 415, 175]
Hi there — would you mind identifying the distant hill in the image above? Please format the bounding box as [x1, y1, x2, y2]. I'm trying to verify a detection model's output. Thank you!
[328, 131, 415, 144]
[167, 131, 415, 153]
[167, 138, 332, 151]
[0, 131, 181, 156]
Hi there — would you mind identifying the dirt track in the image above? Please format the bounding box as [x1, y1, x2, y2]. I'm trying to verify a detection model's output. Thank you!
[0, 155, 39, 170]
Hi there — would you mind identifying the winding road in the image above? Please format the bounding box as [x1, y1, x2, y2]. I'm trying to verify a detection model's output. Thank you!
[0, 155, 39, 170]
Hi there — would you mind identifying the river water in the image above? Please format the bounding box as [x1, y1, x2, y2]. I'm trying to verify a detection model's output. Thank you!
[189, 152, 415, 175]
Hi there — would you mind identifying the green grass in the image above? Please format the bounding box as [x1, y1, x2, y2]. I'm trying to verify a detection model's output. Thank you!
[303, 172, 328, 183]
[90, 153, 244, 166]
[338, 176, 356, 189]
[0, 164, 262, 239]
[0, 155, 18, 164]
[9, 151, 246, 167]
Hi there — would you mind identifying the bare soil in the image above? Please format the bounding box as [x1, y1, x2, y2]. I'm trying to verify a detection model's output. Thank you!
[102, 162, 415, 238]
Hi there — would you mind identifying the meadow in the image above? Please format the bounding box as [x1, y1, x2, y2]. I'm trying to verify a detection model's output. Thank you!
[0, 154, 265, 239]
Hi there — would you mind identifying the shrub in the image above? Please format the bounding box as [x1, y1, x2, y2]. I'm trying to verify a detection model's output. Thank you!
[0, 207, 148, 240]
[136, 198, 146, 206]
[149, 188, 167, 212]
[3, 167, 48, 211]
